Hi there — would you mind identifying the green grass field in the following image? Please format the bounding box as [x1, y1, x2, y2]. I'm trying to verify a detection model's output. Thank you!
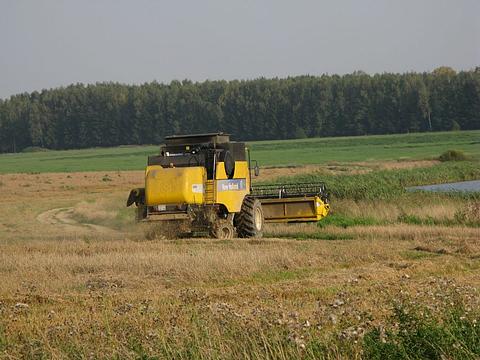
[0, 130, 478, 173]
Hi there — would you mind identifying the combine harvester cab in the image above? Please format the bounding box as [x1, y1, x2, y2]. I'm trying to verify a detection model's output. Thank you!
[127, 132, 329, 239]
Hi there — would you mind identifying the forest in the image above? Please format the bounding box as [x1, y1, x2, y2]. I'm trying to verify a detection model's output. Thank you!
[0, 66, 478, 153]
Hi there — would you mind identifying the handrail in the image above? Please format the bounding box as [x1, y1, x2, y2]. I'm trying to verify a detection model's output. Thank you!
[251, 182, 328, 199]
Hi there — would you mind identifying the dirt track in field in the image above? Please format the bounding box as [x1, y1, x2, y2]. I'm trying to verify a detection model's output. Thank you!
[36, 207, 119, 235]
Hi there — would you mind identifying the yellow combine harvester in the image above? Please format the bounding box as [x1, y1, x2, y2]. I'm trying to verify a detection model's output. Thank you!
[127, 133, 329, 239]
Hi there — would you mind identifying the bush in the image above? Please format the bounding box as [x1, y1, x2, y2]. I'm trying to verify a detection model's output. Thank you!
[294, 127, 307, 139]
[439, 149, 468, 162]
[451, 120, 461, 131]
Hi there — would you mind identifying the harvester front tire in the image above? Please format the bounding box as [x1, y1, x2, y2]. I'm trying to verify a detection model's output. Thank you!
[211, 220, 235, 240]
[236, 197, 264, 238]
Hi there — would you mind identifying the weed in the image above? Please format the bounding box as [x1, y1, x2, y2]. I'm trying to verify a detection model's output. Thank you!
[363, 303, 480, 359]
[317, 213, 383, 228]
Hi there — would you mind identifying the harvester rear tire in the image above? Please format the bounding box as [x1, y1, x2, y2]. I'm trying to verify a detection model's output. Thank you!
[236, 197, 264, 238]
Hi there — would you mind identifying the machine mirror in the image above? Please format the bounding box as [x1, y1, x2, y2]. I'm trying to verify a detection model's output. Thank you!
[254, 165, 260, 176]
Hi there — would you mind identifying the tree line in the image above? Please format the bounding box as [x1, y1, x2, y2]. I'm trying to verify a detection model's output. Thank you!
[0, 67, 479, 153]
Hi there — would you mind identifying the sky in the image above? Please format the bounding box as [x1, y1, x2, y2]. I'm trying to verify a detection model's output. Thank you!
[0, 0, 479, 99]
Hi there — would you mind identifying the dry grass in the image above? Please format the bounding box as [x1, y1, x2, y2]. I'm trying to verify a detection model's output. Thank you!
[331, 195, 469, 223]
[0, 167, 479, 358]
[1, 231, 479, 358]
[266, 222, 480, 241]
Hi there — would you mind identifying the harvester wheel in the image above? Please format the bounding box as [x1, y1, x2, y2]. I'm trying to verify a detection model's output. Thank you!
[210, 220, 235, 240]
[236, 197, 264, 238]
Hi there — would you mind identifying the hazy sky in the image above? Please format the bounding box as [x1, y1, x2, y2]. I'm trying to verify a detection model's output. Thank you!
[1, 0, 479, 99]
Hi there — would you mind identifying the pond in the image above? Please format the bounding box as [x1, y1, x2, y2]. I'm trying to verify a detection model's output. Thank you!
[407, 180, 480, 193]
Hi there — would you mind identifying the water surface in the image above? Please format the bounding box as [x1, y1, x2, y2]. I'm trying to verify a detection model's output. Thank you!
[407, 180, 480, 193]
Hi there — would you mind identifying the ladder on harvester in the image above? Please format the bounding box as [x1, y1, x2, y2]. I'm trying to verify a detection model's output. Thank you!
[204, 180, 215, 203]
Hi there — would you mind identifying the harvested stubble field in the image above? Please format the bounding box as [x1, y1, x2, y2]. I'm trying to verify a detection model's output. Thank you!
[0, 157, 480, 358]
